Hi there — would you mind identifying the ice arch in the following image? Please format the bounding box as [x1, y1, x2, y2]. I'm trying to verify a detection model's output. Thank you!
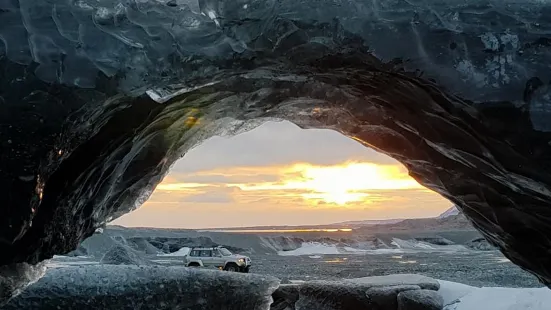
[1, 0, 551, 298]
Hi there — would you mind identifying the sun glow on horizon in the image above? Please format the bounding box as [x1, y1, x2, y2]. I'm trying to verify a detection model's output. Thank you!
[153, 162, 425, 206]
[111, 121, 452, 229]
[234, 162, 423, 205]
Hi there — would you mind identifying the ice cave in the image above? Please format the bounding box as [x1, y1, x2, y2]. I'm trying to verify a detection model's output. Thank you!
[1, 0, 551, 309]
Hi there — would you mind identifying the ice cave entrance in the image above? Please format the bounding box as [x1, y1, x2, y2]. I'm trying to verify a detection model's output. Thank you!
[114, 120, 451, 229]
[7, 121, 547, 310]
[85, 120, 538, 288]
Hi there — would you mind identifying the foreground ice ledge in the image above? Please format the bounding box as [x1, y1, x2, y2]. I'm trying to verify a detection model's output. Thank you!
[2, 266, 447, 310]
[2, 265, 279, 310]
[6, 266, 550, 310]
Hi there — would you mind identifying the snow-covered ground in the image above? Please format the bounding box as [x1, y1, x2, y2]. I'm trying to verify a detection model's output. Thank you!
[439, 280, 551, 310]
[390, 238, 468, 252]
[157, 247, 190, 256]
[438, 206, 460, 219]
[278, 239, 469, 256]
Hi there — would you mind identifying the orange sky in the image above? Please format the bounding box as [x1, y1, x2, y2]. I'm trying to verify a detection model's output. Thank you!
[112, 122, 451, 228]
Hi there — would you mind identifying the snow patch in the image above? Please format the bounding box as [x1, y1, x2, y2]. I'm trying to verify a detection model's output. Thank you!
[158, 247, 190, 256]
[391, 238, 467, 253]
[277, 238, 466, 256]
[439, 280, 551, 310]
[392, 238, 435, 250]
[52, 255, 89, 259]
[438, 206, 460, 219]
[289, 280, 306, 284]
[278, 242, 339, 256]
[343, 246, 404, 255]
[438, 280, 477, 306]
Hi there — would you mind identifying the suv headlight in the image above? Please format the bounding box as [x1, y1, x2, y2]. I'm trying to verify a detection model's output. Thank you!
[237, 258, 245, 265]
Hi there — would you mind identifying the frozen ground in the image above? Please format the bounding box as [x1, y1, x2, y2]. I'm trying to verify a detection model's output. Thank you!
[438, 280, 551, 310]
[3, 261, 549, 310]
[19, 224, 546, 309]
[50, 250, 540, 288]
[276, 238, 469, 256]
[249, 251, 540, 288]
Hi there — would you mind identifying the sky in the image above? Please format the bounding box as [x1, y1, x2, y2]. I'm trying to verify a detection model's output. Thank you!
[112, 121, 451, 229]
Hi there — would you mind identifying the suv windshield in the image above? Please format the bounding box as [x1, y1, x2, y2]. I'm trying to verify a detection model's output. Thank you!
[219, 248, 232, 256]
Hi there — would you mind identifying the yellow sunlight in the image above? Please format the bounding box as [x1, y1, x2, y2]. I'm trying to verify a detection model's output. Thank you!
[235, 162, 423, 205]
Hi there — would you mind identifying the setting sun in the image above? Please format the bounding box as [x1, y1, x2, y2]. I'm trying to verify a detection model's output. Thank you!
[113, 121, 451, 229]
[235, 162, 423, 205]
[146, 162, 431, 208]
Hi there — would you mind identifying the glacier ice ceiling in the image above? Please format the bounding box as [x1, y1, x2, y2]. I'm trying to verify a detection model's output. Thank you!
[1, 0, 551, 299]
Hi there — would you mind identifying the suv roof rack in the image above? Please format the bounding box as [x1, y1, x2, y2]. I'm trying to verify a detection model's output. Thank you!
[189, 246, 223, 250]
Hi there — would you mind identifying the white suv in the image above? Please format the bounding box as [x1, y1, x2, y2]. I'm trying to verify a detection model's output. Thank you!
[184, 246, 252, 273]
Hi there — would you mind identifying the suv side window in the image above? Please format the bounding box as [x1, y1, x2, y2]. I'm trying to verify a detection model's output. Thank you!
[189, 250, 199, 257]
[199, 250, 212, 257]
[212, 249, 221, 257]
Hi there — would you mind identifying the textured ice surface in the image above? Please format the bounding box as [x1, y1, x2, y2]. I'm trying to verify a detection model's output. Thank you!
[0, 0, 549, 101]
[1, 265, 279, 310]
[398, 289, 444, 310]
[273, 274, 442, 310]
[0, 262, 46, 307]
[2, 0, 551, 297]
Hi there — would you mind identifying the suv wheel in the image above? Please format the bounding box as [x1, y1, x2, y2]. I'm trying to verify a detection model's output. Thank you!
[224, 263, 239, 272]
[188, 262, 200, 267]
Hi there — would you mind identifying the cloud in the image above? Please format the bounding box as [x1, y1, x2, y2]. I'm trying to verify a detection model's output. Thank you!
[176, 173, 282, 184]
[181, 192, 234, 204]
[150, 162, 428, 208]
[171, 121, 399, 174]
[111, 121, 451, 228]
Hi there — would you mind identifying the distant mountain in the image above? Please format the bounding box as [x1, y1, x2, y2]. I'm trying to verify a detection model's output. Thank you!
[334, 206, 462, 227]
[330, 206, 467, 232]
[354, 213, 475, 234]
[437, 206, 460, 219]
[335, 219, 405, 226]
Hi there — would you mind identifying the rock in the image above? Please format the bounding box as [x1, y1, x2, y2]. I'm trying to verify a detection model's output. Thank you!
[66, 246, 88, 257]
[465, 238, 495, 251]
[366, 285, 421, 309]
[260, 236, 304, 252]
[126, 238, 161, 255]
[414, 238, 455, 246]
[295, 281, 374, 310]
[1, 266, 280, 310]
[271, 284, 300, 310]
[345, 274, 440, 291]
[99, 245, 153, 266]
[272, 275, 441, 310]
[397, 290, 444, 310]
